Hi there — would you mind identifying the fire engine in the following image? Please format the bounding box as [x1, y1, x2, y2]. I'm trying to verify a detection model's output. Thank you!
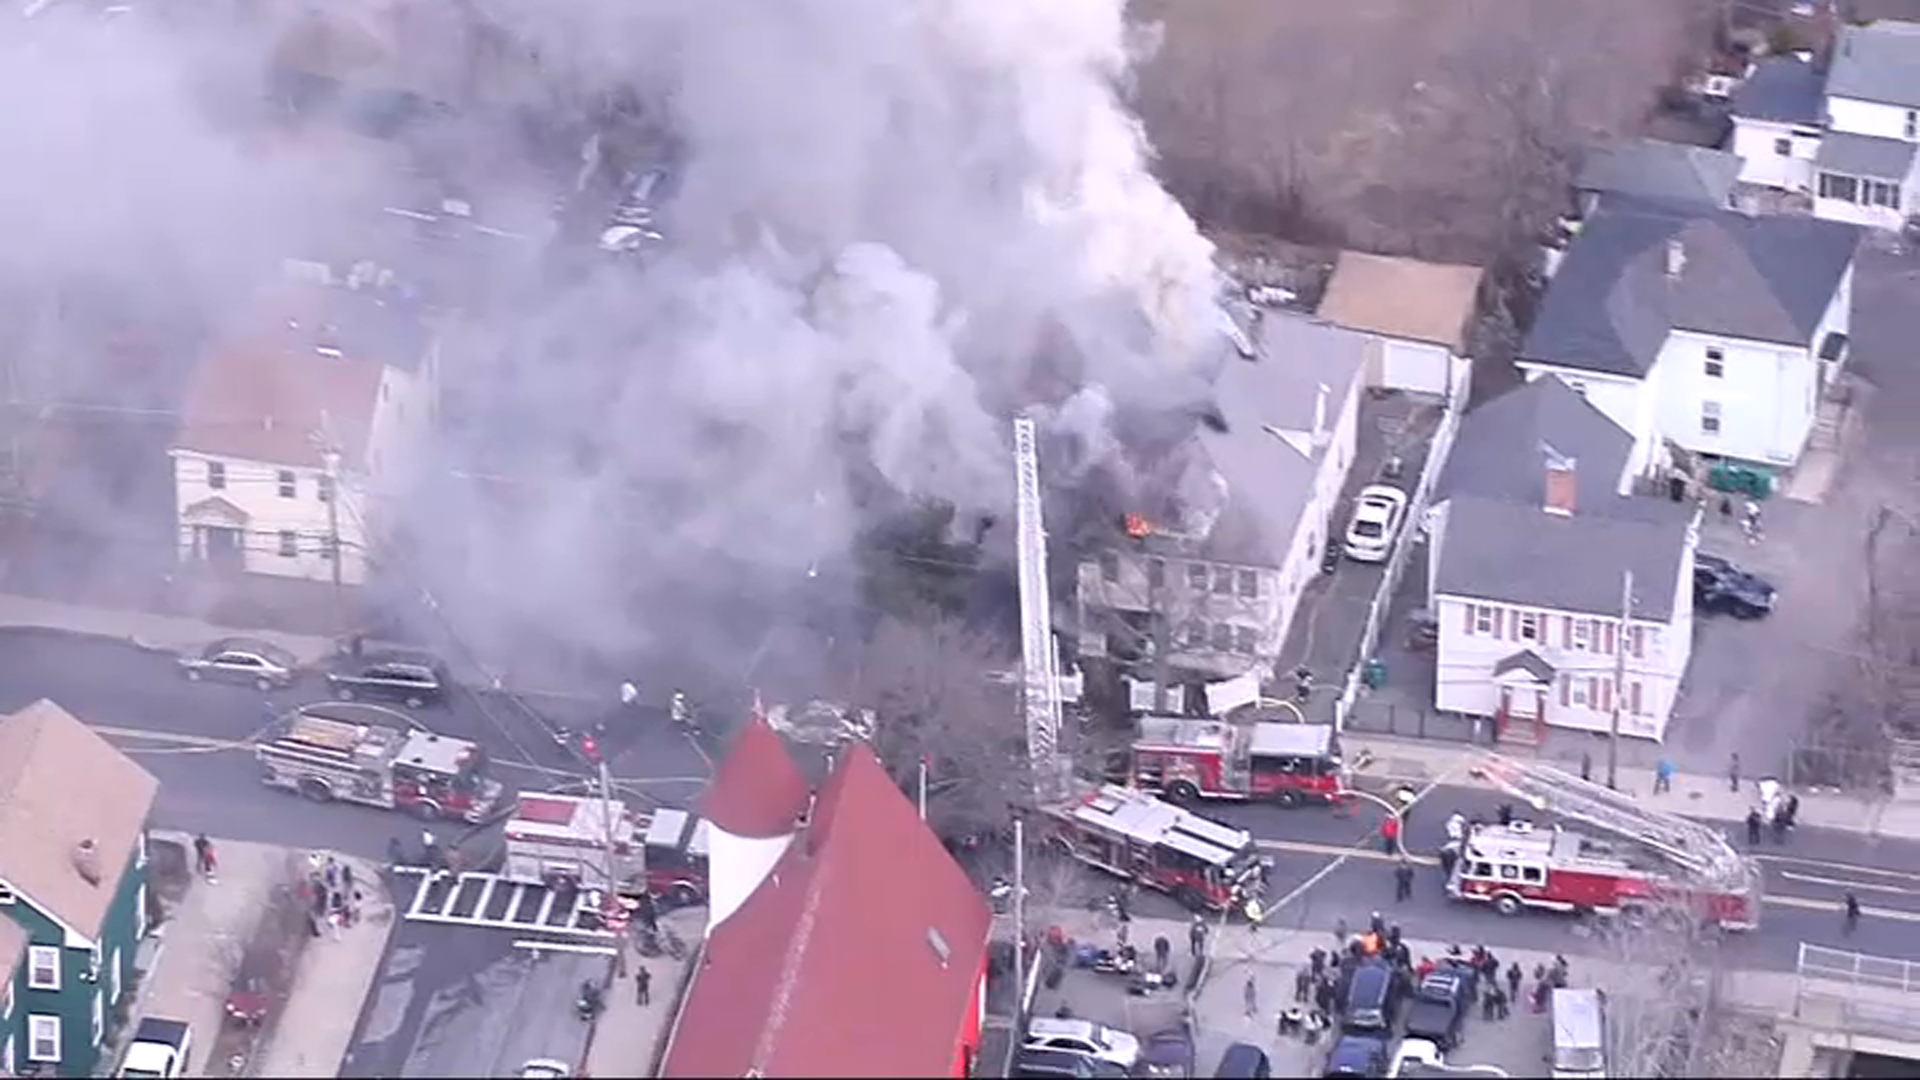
[1039, 784, 1267, 913]
[1446, 754, 1762, 931]
[503, 793, 712, 904]
[256, 705, 502, 822]
[1129, 717, 1346, 806]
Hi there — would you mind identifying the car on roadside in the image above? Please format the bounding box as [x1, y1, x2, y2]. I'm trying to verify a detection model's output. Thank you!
[118, 1017, 192, 1078]
[1403, 965, 1477, 1050]
[1340, 959, 1403, 1033]
[1389, 1039, 1444, 1078]
[1693, 552, 1776, 619]
[1343, 484, 1410, 563]
[178, 638, 301, 691]
[1024, 1017, 1142, 1071]
[327, 655, 449, 708]
[1015, 1048, 1129, 1078]
[1323, 1034, 1390, 1078]
[516, 1060, 572, 1080]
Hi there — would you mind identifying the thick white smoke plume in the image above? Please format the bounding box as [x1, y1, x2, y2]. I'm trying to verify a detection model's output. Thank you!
[403, 0, 1226, 680]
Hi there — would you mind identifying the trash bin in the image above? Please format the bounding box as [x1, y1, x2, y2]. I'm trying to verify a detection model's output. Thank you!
[1363, 657, 1387, 690]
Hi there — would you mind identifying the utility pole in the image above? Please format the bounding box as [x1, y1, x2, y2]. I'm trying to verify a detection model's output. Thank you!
[1607, 570, 1634, 791]
[317, 409, 346, 633]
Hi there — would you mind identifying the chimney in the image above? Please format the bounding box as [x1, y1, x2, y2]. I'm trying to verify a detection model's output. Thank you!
[1665, 238, 1686, 279]
[1544, 456, 1578, 516]
[72, 839, 102, 887]
[1312, 383, 1330, 446]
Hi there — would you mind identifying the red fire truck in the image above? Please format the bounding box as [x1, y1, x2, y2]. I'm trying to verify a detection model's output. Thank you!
[503, 793, 712, 905]
[1129, 717, 1346, 806]
[256, 704, 502, 822]
[1446, 755, 1762, 931]
[1039, 784, 1267, 913]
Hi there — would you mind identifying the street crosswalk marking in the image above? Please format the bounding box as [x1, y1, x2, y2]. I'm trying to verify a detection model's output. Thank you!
[394, 868, 616, 939]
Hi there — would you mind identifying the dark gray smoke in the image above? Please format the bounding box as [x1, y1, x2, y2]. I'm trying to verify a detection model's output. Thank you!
[395, 0, 1226, 682]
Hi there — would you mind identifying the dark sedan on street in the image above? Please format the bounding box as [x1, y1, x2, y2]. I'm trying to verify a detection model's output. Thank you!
[1694, 553, 1776, 619]
[327, 655, 449, 709]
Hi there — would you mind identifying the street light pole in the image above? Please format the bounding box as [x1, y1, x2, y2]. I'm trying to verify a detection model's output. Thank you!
[321, 444, 345, 632]
[1607, 570, 1634, 791]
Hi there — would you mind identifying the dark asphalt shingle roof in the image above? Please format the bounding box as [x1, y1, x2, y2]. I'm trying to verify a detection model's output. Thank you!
[1827, 21, 1920, 108]
[1436, 375, 1632, 509]
[1816, 130, 1919, 179]
[1731, 56, 1826, 125]
[1434, 495, 1691, 619]
[1522, 207, 1860, 377]
[1577, 139, 1741, 211]
[1493, 650, 1556, 682]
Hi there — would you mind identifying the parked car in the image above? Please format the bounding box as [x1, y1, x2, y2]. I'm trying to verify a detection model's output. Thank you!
[1015, 1048, 1129, 1078]
[1340, 959, 1403, 1033]
[119, 1017, 192, 1078]
[327, 656, 448, 708]
[517, 1061, 572, 1080]
[1343, 485, 1410, 563]
[1693, 552, 1776, 619]
[1214, 1042, 1272, 1078]
[1388, 1039, 1444, 1078]
[179, 638, 301, 691]
[1324, 1035, 1391, 1078]
[1024, 1018, 1142, 1070]
[1403, 965, 1477, 1050]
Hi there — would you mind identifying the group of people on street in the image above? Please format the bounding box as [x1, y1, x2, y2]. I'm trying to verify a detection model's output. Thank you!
[302, 852, 362, 939]
[1744, 792, 1800, 846]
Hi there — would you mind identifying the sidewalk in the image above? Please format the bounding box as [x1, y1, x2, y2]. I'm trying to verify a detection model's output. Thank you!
[1344, 732, 1920, 840]
[121, 835, 393, 1079]
[583, 906, 704, 1077]
[0, 592, 335, 664]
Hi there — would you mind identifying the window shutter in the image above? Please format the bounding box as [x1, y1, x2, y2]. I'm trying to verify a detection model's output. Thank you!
[1560, 675, 1571, 708]
[1631, 627, 1645, 659]
[1507, 609, 1518, 640]
[1463, 604, 1475, 635]
[1598, 679, 1613, 713]
[1601, 622, 1616, 655]
[1629, 681, 1643, 716]
[1561, 617, 1572, 649]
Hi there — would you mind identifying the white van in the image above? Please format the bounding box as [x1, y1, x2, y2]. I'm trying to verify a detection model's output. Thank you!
[1549, 988, 1607, 1079]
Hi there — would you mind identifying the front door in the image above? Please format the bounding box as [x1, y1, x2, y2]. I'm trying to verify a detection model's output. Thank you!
[203, 526, 244, 572]
[1506, 687, 1542, 720]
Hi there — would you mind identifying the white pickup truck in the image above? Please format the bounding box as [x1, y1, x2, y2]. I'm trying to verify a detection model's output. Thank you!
[119, 1018, 192, 1079]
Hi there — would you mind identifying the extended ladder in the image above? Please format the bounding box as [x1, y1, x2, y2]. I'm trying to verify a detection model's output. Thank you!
[1474, 753, 1747, 888]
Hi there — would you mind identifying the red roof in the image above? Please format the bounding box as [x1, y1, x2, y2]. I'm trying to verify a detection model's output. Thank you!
[662, 746, 992, 1078]
[702, 716, 812, 839]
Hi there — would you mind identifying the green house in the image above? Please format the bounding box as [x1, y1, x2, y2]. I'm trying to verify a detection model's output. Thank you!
[0, 701, 159, 1078]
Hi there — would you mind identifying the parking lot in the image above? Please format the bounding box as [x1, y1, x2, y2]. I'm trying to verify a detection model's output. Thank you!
[1278, 393, 1444, 722]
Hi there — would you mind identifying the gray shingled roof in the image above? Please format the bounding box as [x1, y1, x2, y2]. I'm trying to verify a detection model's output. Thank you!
[1522, 206, 1860, 377]
[1436, 375, 1632, 509]
[1492, 650, 1556, 682]
[1577, 139, 1741, 211]
[1434, 495, 1691, 619]
[1731, 56, 1825, 125]
[1179, 315, 1368, 566]
[1827, 21, 1920, 108]
[1816, 130, 1918, 180]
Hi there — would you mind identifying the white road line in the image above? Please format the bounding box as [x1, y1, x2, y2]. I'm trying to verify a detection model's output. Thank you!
[1778, 869, 1920, 896]
[1760, 855, 1920, 883]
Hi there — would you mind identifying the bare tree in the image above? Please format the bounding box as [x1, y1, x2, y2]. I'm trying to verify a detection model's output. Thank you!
[838, 611, 1034, 843]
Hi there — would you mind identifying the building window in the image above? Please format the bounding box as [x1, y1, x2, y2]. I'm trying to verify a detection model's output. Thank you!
[1907, 110, 1917, 139]
[1569, 677, 1591, 708]
[1232, 625, 1258, 653]
[277, 530, 297, 557]
[1868, 179, 1901, 209]
[1472, 605, 1495, 635]
[1098, 552, 1119, 583]
[318, 536, 338, 562]
[1571, 618, 1593, 651]
[1517, 611, 1541, 642]
[1704, 348, 1724, 378]
[1819, 173, 1860, 203]
[27, 946, 58, 991]
[1211, 567, 1234, 596]
[318, 475, 335, 503]
[1182, 621, 1206, 649]
[1146, 558, 1165, 589]
[1236, 569, 1259, 599]
[276, 469, 296, 498]
[1773, 136, 1791, 155]
[1566, 380, 1588, 397]
[1701, 401, 1722, 435]
[27, 1015, 58, 1063]
[1187, 564, 1209, 591]
[0, 882, 13, 904]
[1210, 623, 1234, 652]
[206, 460, 226, 490]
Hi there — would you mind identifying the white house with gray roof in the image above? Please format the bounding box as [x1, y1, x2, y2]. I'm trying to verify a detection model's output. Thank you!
[1519, 202, 1858, 469]
[1426, 375, 1699, 743]
[1729, 22, 1920, 229]
[1075, 313, 1366, 682]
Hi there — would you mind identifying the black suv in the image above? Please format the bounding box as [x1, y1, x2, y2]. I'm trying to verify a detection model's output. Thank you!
[1694, 553, 1776, 619]
[327, 657, 447, 708]
[1403, 964, 1478, 1050]
[1322, 1035, 1389, 1078]
[1340, 960, 1401, 1033]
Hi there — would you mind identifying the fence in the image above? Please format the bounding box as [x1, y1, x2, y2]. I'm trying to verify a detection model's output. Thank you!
[1335, 367, 1469, 730]
[1342, 698, 1483, 743]
[1795, 943, 1920, 1040]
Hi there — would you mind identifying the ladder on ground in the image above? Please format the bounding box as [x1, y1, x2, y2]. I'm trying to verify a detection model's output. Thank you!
[395, 868, 615, 939]
[1474, 753, 1747, 888]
